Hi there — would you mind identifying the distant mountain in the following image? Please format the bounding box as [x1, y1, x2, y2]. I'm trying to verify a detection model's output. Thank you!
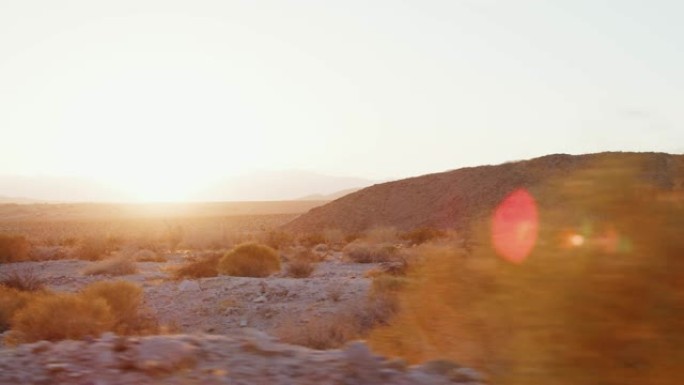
[0, 176, 130, 203]
[191, 171, 376, 202]
[283, 152, 684, 233]
[297, 187, 364, 201]
[0, 171, 377, 203]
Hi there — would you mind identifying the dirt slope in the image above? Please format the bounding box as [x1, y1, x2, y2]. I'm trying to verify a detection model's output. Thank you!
[283, 152, 684, 233]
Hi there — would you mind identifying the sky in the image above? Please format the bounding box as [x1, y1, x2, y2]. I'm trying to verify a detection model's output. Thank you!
[1, 0, 683, 201]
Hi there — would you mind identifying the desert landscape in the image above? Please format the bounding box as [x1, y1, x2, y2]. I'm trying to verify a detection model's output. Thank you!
[1, 152, 683, 384]
[2, 1, 683, 384]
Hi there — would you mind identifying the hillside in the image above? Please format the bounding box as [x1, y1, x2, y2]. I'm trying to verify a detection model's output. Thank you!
[284, 152, 684, 233]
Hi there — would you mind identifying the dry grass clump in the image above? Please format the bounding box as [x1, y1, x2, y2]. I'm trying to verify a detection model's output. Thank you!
[3, 281, 160, 344]
[83, 255, 137, 276]
[8, 293, 114, 344]
[277, 294, 398, 350]
[262, 230, 294, 250]
[284, 258, 316, 278]
[0, 268, 45, 292]
[297, 232, 326, 248]
[0, 234, 31, 263]
[0, 286, 35, 332]
[369, 159, 684, 385]
[72, 236, 113, 261]
[343, 242, 403, 263]
[133, 248, 165, 262]
[218, 243, 280, 278]
[400, 227, 447, 245]
[81, 280, 158, 335]
[172, 251, 223, 279]
[362, 226, 399, 244]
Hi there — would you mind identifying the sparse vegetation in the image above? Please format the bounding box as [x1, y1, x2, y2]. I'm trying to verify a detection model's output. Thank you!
[400, 227, 446, 245]
[343, 242, 402, 263]
[7, 293, 114, 344]
[0, 234, 30, 263]
[0, 268, 45, 291]
[83, 255, 137, 276]
[217, 243, 280, 278]
[133, 248, 165, 262]
[0, 286, 35, 332]
[172, 251, 223, 279]
[81, 280, 158, 335]
[285, 258, 315, 278]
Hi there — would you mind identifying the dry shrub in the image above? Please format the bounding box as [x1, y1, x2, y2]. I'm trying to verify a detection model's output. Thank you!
[0, 286, 35, 332]
[0, 234, 31, 263]
[0, 268, 45, 292]
[369, 157, 684, 385]
[285, 258, 316, 278]
[81, 280, 158, 334]
[371, 275, 410, 295]
[83, 255, 137, 276]
[73, 237, 112, 261]
[28, 245, 68, 261]
[218, 243, 280, 278]
[363, 226, 399, 244]
[262, 230, 294, 250]
[172, 251, 223, 279]
[133, 249, 165, 262]
[8, 293, 114, 344]
[400, 227, 447, 245]
[322, 228, 346, 246]
[277, 292, 398, 350]
[343, 242, 402, 263]
[298, 232, 326, 248]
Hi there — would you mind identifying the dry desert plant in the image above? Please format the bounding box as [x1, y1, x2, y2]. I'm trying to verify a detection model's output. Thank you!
[132, 248, 165, 262]
[217, 243, 280, 278]
[83, 255, 137, 276]
[172, 251, 223, 279]
[284, 258, 316, 278]
[7, 293, 114, 344]
[343, 242, 402, 263]
[81, 280, 158, 335]
[0, 286, 35, 332]
[0, 268, 45, 292]
[0, 234, 31, 263]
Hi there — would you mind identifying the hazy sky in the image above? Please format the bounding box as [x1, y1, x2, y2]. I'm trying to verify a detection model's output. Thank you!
[1, 1, 682, 200]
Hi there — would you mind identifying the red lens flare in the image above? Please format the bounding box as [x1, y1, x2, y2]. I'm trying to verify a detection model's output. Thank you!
[491, 188, 539, 263]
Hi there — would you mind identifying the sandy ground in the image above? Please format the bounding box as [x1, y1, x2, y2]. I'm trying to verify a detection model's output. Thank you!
[0, 255, 487, 384]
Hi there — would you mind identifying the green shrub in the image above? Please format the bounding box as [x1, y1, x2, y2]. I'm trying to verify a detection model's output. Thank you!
[218, 243, 280, 277]
[0, 235, 30, 263]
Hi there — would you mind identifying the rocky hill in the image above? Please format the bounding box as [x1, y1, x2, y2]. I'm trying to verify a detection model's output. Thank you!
[284, 152, 684, 233]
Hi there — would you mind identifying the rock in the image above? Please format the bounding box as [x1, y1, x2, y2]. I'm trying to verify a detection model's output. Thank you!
[134, 337, 198, 373]
[179, 280, 200, 292]
[253, 295, 267, 303]
[239, 319, 248, 327]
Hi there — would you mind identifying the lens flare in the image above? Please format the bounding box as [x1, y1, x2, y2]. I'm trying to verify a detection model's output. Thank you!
[569, 234, 585, 247]
[491, 188, 539, 263]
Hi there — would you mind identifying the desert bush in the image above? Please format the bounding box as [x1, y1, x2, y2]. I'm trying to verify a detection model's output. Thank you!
[28, 245, 68, 261]
[133, 249, 165, 262]
[369, 157, 684, 385]
[218, 243, 280, 277]
[172, 251, 223, 279]
[0, 268, 45, 292]
[83, 255, 137, 276]
[371, 275, 410, 295]
[0, 234, 31, 263]
[8, 293, 114, 344]
[0, 286, 35, 332]
[81, 280, 157, 334]
[343, 242, 402, 263]
[262, 230, 294, 250]
[400, 227, 447, 245]
[285, 258, 316, 278]
[363, 226, 399, 244]
[73, 237, 112, 261]
[298, 232, 326, 248]
[277, 294, 398, 350]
